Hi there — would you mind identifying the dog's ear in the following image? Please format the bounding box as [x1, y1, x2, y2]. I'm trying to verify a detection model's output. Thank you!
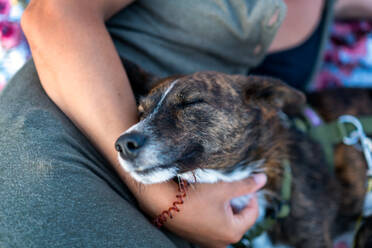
[242, 76, 306, 112]
[120, 58, 160, 100]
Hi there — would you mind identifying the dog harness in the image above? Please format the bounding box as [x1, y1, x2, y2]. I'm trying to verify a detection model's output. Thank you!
[299, 107, 372, 170]
[233, 107, 372, 248]
[299, 107, 372, 248]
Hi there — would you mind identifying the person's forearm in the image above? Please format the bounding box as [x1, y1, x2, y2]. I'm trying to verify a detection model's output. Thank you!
[22, 0, 139, 185]
[335, 0, 372, 20]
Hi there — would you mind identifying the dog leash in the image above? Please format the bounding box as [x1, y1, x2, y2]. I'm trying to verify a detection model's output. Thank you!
[153, 179, 189, 228]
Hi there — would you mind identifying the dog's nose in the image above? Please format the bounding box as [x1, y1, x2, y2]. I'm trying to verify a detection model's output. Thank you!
[115, 132, 147, 160]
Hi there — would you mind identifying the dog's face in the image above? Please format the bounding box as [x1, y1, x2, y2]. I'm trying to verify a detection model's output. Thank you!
[116, 72, 304, 184]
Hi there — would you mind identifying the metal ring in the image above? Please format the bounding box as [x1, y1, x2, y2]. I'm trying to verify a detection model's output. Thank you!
[338, 115, 364, 145]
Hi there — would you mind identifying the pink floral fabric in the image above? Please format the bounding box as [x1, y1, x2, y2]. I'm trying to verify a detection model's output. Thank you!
[311, 21, 372, 91]
[0, 0, 30, 92]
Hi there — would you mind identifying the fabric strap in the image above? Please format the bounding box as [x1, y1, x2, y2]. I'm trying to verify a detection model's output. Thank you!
[308, 117, 372, 167]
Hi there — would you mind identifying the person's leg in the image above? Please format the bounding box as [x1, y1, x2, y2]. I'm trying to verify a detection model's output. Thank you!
[0, 60, 188, 248]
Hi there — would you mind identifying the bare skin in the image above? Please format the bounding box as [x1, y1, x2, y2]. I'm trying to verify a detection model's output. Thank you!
[269, 0, 372, 53]
[269, 0, 324, 53]
[334, 0, 372, 20]
[20, 0, 352, 246]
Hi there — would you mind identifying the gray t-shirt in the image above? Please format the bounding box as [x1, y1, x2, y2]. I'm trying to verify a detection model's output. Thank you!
[107, 0, 286, 77]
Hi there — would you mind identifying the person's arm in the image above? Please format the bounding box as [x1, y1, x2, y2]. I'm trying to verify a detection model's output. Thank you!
[335, 0, 372, 20]
[21, 1, 265, 247]
[21, 0, 138, 165]
[269, 0, 324, 53]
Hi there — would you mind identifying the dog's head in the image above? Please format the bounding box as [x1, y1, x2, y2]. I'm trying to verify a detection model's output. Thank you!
[115, 71, 305, 184]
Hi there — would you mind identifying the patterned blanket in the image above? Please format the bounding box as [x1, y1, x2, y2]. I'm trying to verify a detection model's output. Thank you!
[312, 21, 372, 91]
[0, 0, 30, 92]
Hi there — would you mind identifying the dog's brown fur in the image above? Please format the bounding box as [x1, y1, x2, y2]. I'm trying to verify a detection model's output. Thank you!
[120, 59, 371, 248]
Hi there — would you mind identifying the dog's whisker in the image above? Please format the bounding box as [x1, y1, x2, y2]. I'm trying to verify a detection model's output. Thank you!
[176, 175, 182, 190]
[252, 168, 266, 173]
[186, 182, 197, 192]
[191, 171, 198, 183]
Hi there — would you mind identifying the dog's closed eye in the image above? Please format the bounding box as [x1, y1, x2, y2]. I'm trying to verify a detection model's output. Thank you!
[177, 99, 206, 109]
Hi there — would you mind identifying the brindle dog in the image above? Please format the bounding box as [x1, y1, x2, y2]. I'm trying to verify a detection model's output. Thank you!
[115, 60, 371, 248]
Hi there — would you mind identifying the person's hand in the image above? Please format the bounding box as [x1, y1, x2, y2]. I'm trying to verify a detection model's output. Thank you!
[130, 173, 267, 248]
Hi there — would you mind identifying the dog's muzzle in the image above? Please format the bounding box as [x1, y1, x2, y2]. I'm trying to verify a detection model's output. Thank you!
[115, 132, 147, 160]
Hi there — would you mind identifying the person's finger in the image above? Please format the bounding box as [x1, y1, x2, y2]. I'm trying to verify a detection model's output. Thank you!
[232, 195, 260, 231]
[228, 173, 267, 199]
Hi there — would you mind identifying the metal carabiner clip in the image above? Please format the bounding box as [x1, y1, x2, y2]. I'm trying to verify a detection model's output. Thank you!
[338, 115, 364, 145]
[338, 115, 372, 177]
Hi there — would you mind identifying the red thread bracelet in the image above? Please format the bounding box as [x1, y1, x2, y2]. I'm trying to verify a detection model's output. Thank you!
[153, 179, 189, 228]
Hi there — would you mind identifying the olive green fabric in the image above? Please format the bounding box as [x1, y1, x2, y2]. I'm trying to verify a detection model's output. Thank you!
[308, 116, 372, 167]
[107, 0, 287, 77]
[0, 60, 190, 248]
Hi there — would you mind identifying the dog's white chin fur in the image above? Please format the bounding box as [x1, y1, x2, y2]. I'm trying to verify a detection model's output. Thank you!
[179, 163, 261, 184]
[118, 153, 265, 210]
[118, 154, 177, 184]
[118, 153, 264, 185]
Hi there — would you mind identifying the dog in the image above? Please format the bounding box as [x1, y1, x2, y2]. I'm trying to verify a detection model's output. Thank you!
[115, 59, 371, 248]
